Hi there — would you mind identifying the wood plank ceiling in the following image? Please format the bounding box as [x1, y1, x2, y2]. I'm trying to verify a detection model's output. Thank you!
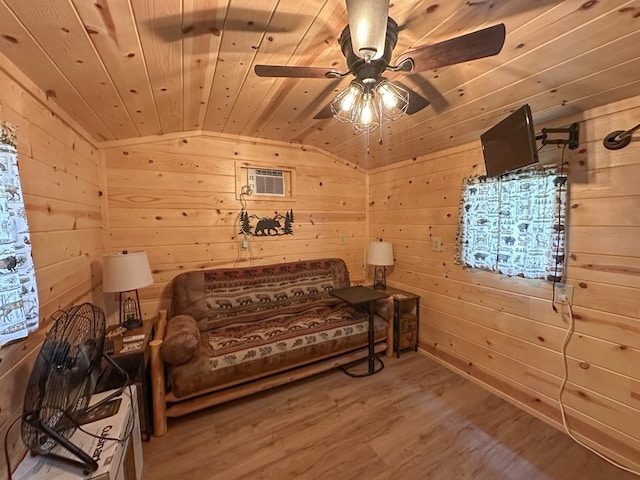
[0, 0, 639, 169]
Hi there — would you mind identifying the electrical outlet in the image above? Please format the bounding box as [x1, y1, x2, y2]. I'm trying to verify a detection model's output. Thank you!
[241, 236, 249, 251]
[554, 284, 574, 304]
[432, 237, 442, 252]
[339, 233, 346, 245]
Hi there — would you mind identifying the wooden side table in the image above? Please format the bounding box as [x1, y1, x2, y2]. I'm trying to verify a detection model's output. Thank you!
[369, 286, 420, 357]
[97, 319, 153, 440]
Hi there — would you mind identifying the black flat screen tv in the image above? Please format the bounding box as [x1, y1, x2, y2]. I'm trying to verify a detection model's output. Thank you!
[480, 104, 539, 177]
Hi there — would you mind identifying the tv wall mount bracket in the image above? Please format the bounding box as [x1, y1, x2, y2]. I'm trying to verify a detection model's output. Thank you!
[536, 122, 580, 150]
[602, 122, 639, 150]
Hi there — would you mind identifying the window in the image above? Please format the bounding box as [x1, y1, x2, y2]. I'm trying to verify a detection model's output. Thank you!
[455, 167, 567, 281]
[0, 122, 39, 346]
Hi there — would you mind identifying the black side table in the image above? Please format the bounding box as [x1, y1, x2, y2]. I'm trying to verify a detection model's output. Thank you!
[330, 285, 387, 376]
[97, 320, 153, 440]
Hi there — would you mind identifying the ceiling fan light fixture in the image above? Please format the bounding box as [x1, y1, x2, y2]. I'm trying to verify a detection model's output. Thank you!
[331, 81, 364, 123]
[330, 78, 408, 134]
[375, 79, 409, 121]
[360, 94, 374, 125]
[340, 83, 362, 112]
[346, 0, 389, 61]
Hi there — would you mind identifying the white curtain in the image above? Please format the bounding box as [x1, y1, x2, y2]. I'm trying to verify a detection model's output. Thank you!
[455, 167, 567, 281]
[0, 122, 39, 347]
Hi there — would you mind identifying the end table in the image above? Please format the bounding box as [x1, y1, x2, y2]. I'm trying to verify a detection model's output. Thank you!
[97, 319, 153, 440]
[368, 285, 420, 357]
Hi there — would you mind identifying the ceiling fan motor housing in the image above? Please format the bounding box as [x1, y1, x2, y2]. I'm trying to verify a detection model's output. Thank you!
[339, 17, 399, 81]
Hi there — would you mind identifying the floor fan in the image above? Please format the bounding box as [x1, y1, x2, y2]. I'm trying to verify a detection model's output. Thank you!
[21, 303, 128, 473]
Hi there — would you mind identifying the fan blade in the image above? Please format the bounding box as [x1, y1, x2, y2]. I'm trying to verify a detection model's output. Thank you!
[394, 81, 431, 115]
[397, 23, 506, 73]
[254, 65, 342, 79]
[313, 103, 334, 120]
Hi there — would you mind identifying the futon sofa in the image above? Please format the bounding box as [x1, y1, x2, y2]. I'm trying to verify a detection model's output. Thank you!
[150, 258, 393, 436]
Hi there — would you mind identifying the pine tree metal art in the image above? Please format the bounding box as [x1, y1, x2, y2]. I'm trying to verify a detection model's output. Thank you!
[239, 209, 294, 236]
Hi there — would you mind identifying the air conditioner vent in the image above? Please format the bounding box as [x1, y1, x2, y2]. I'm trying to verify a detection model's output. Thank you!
[247, 168, 285, 196]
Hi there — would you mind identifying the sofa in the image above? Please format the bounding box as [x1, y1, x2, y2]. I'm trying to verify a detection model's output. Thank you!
[149, 258, 394, 436]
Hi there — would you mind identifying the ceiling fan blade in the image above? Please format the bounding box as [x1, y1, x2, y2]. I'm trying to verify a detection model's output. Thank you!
[394, 80, 431, 115]
[254, 65, 342, 79]
[397, 23, 506, 73]
[313, 104, 334, 120]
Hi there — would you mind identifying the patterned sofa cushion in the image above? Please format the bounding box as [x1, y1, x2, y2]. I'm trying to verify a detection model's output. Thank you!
[169, 258, 351, 330]
[167, 306, 388, 399]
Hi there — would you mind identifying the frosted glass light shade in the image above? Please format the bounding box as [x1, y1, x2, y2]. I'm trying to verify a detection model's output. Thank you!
[367, 241, 394, 266]
[103, 250, 153, 293]
[346, 0, 389, 60]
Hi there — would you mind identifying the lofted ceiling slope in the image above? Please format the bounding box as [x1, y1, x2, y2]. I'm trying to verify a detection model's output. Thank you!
[1, 0, 639, 169]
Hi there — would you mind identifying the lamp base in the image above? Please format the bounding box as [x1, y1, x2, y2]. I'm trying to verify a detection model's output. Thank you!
[373, 266, 387, 290]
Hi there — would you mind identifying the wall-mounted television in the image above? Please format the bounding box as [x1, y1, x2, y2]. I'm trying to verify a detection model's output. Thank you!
[480, 104, 539, 177]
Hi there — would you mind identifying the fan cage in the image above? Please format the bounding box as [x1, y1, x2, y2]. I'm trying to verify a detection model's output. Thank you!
[22, 303, 106, 453]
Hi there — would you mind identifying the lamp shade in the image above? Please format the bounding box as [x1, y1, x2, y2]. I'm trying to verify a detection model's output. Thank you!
[367, 241, 394, 266]
[346, 0, 389, 61]
[103, 250, 153, 293]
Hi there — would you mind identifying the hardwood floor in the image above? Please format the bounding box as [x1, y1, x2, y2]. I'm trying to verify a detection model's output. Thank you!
[142, 353, 635, 480]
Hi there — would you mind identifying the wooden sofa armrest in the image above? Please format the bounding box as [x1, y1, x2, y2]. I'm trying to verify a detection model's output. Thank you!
[150, 309, 168, 436]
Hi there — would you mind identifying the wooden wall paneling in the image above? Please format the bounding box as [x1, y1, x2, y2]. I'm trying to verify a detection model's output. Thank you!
[23, 196, 102, 233]
[106, 167, 234, 192]
[107, 187, 232, 210]
[422, 293, 566, 351]
[35, 251, 103, 307]
[103, 132, 367, 323]
[129, 0, 183, 134]
[570, 306, 640, 350]
[566, 357, 640, 412]
[19, 155, 101, 206]
[0, 9, 113, 142]
[369, 95, 640, 470]
[568, 253, 640, 289]
[420, 322, 561, 400]
[105, 148, 235, 176]
[562, 383, 640, 441]
[569, 226, 639, 258]
[3, 0, 139, 138]
[71, 0, 162, 136]
[201, 0, 278, 132]
[30, 228, 103, 269]
[567, 333, 640, 381]
[570, 165, 640, 200]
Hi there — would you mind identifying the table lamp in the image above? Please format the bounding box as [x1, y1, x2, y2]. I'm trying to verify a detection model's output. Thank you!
[103, 250, 153, 329]
[367, 241, 394, 289]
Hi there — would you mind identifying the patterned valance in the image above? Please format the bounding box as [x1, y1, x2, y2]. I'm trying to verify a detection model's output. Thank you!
[455, 166, 567, 281]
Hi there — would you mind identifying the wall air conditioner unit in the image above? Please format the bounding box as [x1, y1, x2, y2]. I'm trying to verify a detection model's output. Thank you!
[247, 168, 285, 196]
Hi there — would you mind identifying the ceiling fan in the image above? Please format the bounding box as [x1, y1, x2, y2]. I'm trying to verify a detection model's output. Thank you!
[254, 0, 506, 122]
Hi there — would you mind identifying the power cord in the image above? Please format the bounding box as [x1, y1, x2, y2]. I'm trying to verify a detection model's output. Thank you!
[557, 296, 640, 476]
